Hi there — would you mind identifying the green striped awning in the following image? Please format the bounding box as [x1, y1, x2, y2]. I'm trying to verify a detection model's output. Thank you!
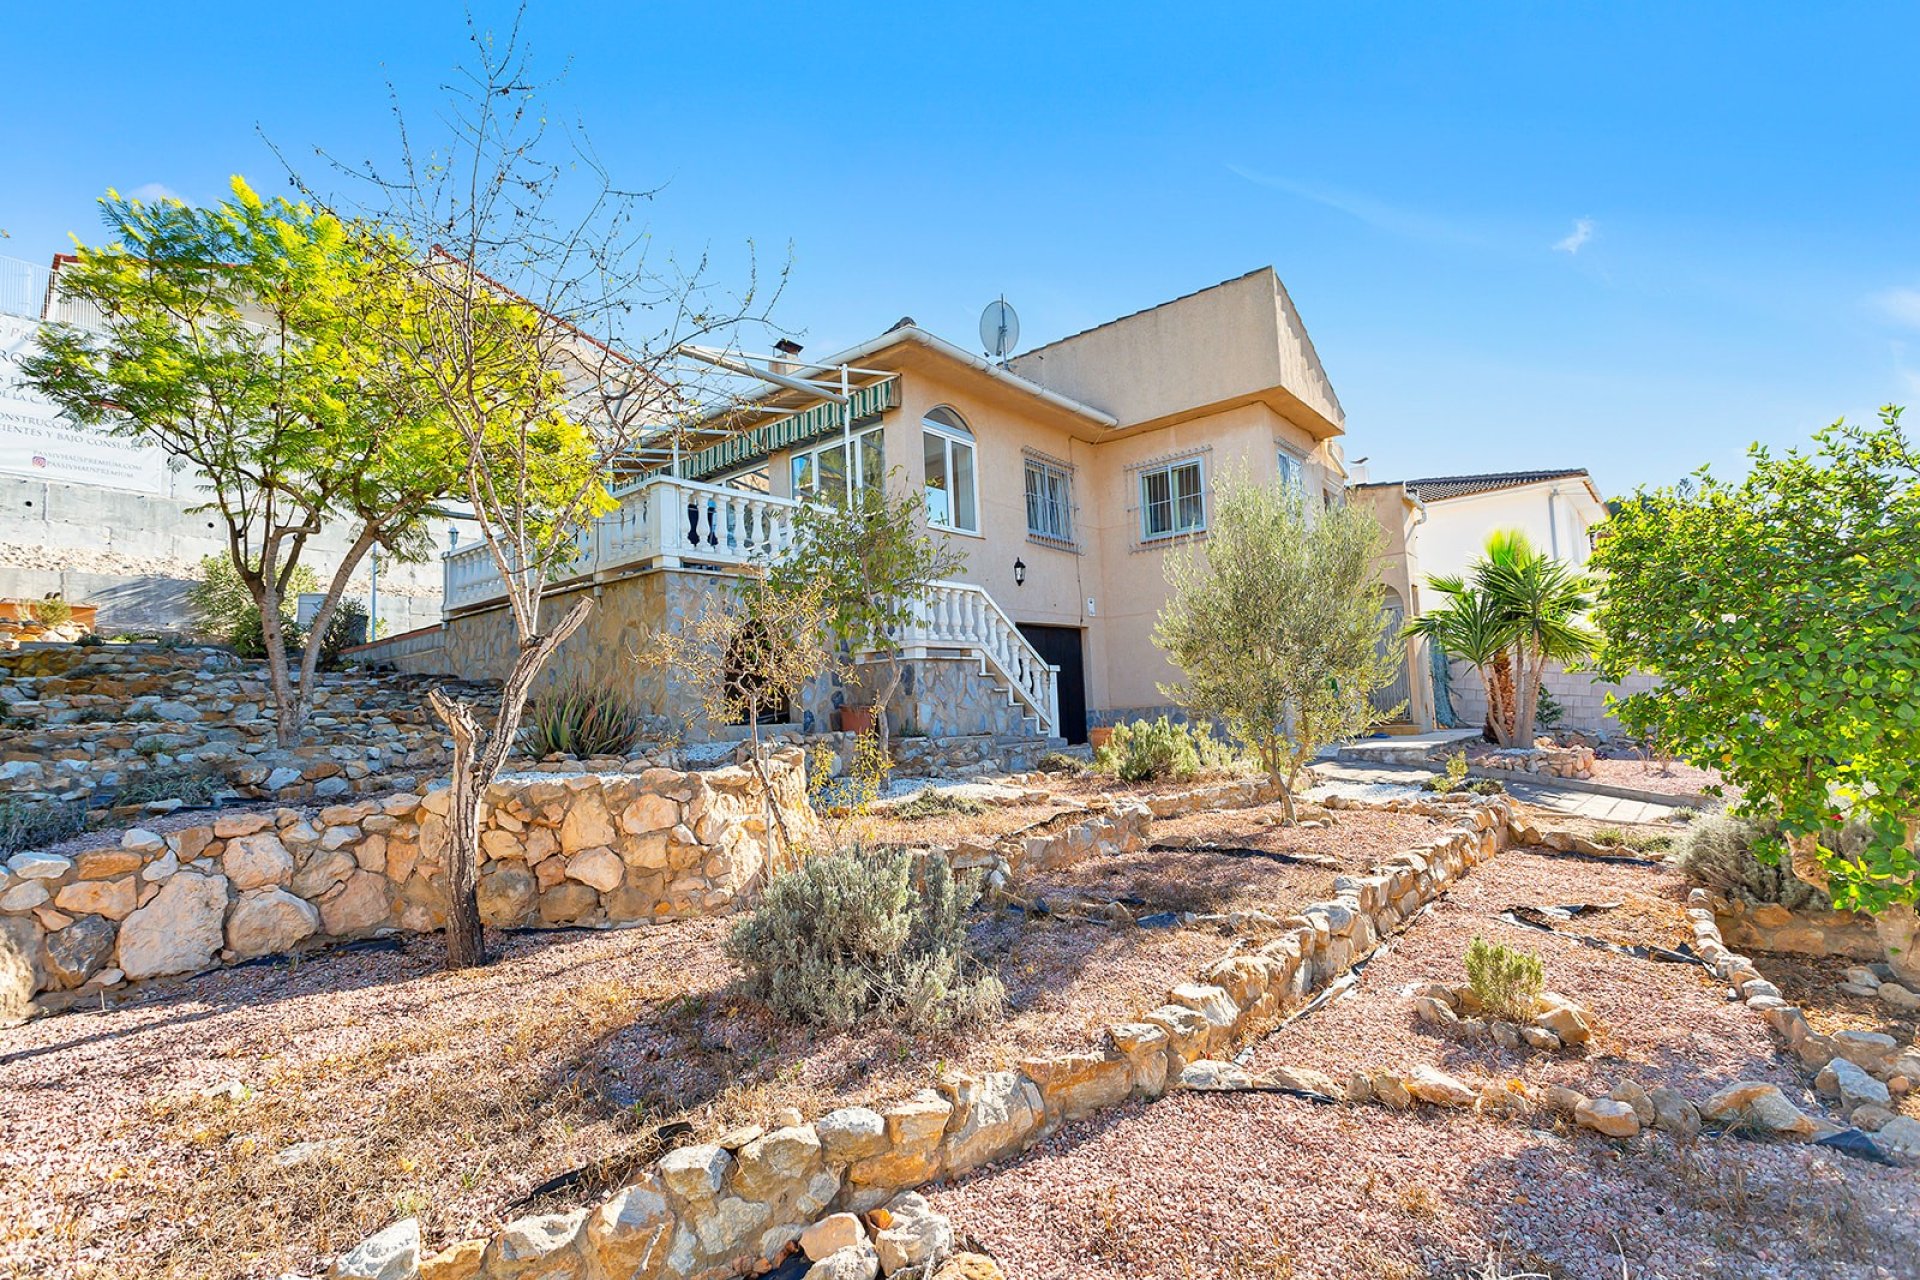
[681, 377, 899, 480]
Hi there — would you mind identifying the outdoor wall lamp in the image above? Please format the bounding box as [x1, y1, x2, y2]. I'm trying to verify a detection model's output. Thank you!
[1012, 558, 1027, 586]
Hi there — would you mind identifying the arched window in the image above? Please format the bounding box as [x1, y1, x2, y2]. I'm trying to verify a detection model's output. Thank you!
[921, 406, 978, 533]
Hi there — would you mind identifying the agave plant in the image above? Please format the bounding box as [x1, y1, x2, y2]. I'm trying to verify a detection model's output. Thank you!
[521, 680, 643, 759]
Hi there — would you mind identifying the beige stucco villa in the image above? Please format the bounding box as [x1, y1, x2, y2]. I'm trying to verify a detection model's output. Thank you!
[377, 267, 1352, 748]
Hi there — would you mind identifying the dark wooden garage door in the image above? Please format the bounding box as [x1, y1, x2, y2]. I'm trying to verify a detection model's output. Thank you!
[1015, 623, 1088, 744]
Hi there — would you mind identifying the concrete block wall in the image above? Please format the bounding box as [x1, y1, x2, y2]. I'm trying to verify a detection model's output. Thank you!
[1444, 658, 1661, 738]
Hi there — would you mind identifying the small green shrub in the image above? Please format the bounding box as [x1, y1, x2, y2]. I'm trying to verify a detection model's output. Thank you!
[890, 788, 987, 821]
[0, 799, 90, 856]
[29, 596, 72, 627]
[1535, 685, 1565, 728]
[1422, 751, 1472, 793]
[1676, 813, 1825, 909]
[1094, 716, 1238, 783]
[727, 845, 1004, 1030]
[76, 632, 105, 648]
[188, 554, 319, 653]
[318, 599, 369, 670]
[522, 681, 643, 759]
[230, 608, 304, 661]
[1464, 935, 1545, 1022]
[1590, 826, 1673, 853]
[1034, 751, 1087, 775]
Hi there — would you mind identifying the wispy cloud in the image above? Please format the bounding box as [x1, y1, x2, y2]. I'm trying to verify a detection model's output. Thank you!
[1226, 164, 1478, 245]
[1874, 286, 1920, 329]
[1554, 217, 1595, 255]
[126, 182, 184, 204]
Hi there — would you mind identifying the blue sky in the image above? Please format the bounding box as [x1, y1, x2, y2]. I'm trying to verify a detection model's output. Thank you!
[6, 2, 1918, 496]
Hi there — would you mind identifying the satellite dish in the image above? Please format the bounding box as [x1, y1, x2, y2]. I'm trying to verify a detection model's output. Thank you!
[979, 297, 1020, 360]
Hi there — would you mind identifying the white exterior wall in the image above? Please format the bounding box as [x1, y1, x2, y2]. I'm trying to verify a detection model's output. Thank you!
[1413, 481, 1604, 590]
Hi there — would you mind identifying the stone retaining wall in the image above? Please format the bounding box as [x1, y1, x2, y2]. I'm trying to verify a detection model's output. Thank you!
[1476, 744, 1596, 781]
[1710, 896, 1884, 961]
[0, 751, 812, 1016]
[327, 791, 1519, 1280]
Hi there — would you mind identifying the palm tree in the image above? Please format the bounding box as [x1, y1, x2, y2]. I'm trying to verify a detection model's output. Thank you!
[1408, 531, 1599, 747]
[1407, 578, 1519, 743]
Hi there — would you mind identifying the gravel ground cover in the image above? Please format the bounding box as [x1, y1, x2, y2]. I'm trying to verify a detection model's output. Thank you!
[930, 847, 1920, 1279]
[1750, 951, 1919, 1119]
[0, 800, 1423, 1279]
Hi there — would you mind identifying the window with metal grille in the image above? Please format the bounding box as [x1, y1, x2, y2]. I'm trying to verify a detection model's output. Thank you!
[1024, 458, 1073, 544]
[1139, 458, 1205, 540]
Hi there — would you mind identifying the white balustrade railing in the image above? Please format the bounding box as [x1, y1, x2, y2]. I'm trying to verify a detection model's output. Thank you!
[441, 488, 1059, 737]
[441, 476, 801, 614]
[894, 580, 1060, 737]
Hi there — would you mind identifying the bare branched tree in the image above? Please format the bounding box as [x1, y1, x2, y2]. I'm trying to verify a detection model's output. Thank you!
[282, 8, 784, 967]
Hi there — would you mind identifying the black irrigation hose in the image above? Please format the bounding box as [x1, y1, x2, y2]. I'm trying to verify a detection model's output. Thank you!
[1148, 841, 1334, 870]
[1189, 1082, 1342, 1106]
[1497, 907, 1710, 969]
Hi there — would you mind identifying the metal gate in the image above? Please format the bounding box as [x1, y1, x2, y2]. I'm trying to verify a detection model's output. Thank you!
[1371, 590, 1409, 719]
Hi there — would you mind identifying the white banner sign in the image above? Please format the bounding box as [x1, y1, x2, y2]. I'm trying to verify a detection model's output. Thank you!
[0, 313, 170, 495]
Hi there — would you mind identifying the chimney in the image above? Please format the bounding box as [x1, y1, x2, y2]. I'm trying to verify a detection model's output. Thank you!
[771, 338, 804, 376]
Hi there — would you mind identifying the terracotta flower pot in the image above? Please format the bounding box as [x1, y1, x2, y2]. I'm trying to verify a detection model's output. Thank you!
[1088, 726, 1114, 749]
[837, 706, 877, 735]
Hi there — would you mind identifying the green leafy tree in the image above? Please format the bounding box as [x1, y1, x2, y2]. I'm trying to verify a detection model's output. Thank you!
[764, 474, 964, 756]
[1591, 411, 1920, 938]
[23, 179, 458, 746]
[1154, 470, 1399, 823]
[186, 553, 319, 648]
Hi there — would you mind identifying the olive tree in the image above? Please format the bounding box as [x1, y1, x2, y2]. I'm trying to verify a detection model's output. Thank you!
[1591, 410, 1920, 966]
[1154, 470, 1400, 823]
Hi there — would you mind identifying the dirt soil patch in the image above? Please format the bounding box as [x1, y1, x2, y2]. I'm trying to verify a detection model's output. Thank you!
[863, 799, 1072, 847]
[930, 847, 1919, 1279]
[0, 801, 1417, 1280]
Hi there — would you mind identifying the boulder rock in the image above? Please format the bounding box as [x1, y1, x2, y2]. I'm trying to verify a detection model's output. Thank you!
[872, 1193, 953, 1275]
[1405, 1066, 1478, 1108]
[292, 848, 358, 900]
[558, 790, 616, 853]
[483, 1208, 587, 1279]
[1531, 1000, 1591, 1046]
[6, 851, 71, 880]
[1, 915, 42, 1019]
[53, 877, 137, 921]
[116, 872, 228, 979]
[223, 833, 294, 890]
[848, 1095, 951, 1192]
[1875, 1115, 1920, 1164]
[1575, 1097, 1642, 1138]
[1701, 1082, 1819, 1140]
[537, 882, 599, 925]
[622, 793, 679, 835]
[1877, 981, 1920, 1012]
[331, 1218, 421, 1280]
[801, 1213, 868, 1261]
[478, 864, 537, 924]
[814, 1107, 888, 1164]
[42, 913, 114, 989]
[226, 888, 321, 958]
[806, 1245, 880, 1280]
[939, 1072, 1042, 1174]
[1609, 1080, 1656, 1126]
[320, 871, 391, 935]
[1815, 1056, 1892, 1113]
[565, 847, 624, 894]
[581, 1183, 672, 1280]
[1648, 1086, 1701, 1142]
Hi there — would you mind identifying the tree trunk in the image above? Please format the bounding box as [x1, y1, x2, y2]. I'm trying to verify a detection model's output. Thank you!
[430, 596, 593, 971]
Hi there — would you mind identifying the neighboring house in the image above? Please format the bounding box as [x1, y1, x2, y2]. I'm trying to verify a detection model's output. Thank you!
[414, 267, 1352, 746]
[1356, 469, 1652, 736]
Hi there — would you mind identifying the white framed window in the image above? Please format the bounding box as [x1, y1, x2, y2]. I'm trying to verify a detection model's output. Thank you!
[1023, 456, 1073, 546]
[1139, 457, 1206, 540]
[790, 425, 883, 505]
[921, 406, 978, 533]
[1275, 446, 1304, 496]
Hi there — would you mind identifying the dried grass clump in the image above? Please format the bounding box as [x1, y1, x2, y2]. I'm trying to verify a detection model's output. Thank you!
[1675, 813, 1824, 910]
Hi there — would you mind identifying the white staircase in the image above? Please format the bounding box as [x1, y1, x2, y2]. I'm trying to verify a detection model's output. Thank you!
[887, 580, 1060, 738]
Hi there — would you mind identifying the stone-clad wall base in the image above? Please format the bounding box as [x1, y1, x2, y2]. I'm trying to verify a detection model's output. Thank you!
[1711, 896, 1883, 961]
[1, 751, 814, 1015]
[327, 792, 1520, 1280]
